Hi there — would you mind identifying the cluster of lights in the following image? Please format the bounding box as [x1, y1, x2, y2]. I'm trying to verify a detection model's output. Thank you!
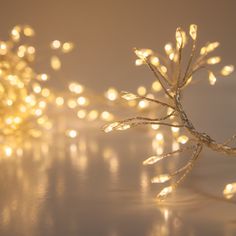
[104, 24, 236, 201]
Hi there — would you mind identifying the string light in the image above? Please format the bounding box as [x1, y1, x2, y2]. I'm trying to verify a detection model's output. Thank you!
[104, 24, 236, 201]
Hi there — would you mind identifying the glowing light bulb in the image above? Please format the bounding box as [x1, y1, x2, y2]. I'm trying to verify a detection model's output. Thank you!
[138, 100, 149, 109]
[4, 146, 13, 157]
[155, 133, 164, 142]
[143, 155, 163, 165]
[175, 28, 183, 49]
[121, 91, 139, 101]
[51, 56, 61, 70]
[171, 123, 180, 134]
[221, 65, 234, 76]
[223, 183, 236, 199]
[103, 122, 119, 133]
[164, 43, 173, 55]
[151, 124, 160, 130]
[157, 186, 173, 200]
[51, 40, 61, 49]
[100, 111, 114, 121]
[189, 24, 197, 40]
[151, 174, 171, 183]
[177, 135, 189, 144]
[150, 56, 160, 66]
[152, 81, 162, 92]
[209, 72, 217, 85]
[207, 57, 221, 65]
[105, 88, 118, 101]
[137, 86, 147, 96]
[0, 41, 8, 55]
[135, 59, 143, 66]
[62, 42, 74, 53]
[77, 109, 87, 119]
[66, 129, 78, 138]
[55, 97, 64, 106]
[88, 110, 99, 121]
[77, 96, 88, 106]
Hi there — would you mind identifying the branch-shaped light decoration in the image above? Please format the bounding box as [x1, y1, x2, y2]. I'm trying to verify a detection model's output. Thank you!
[103, 24, 236, 201]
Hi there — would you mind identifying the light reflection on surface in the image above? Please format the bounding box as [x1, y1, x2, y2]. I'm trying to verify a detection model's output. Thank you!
[0, 116, 236, 236]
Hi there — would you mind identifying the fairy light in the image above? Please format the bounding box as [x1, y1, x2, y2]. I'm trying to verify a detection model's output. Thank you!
[51, 40, 61, 49]
[150, 56, 160, 66]
[4, 146, 13, 157]
[66, 129, 78, 138]
[189, 24, 197, 40]
[104, 24, 236, 201]
[151, 174, 171, 183]
[135, 59, 143, 66]
[164, 43, 173, 55]
[121, 92, 139, 101]
[62, 42, 74, 53]
[175, 28, 183, 49]
[77, 96, 88, 106]
[152, 81, 162, 92]
[55, 97, 64, 106]
[207, 57, 221, 65]
[223, 183, 236, 199]
[221, 65, 234, 76]
[177, 135, 189, 144]
[69, 82, 84, 94]
[0, 25, 74, 145]
[88, 110, 99, 121]
[77, 109, 87, 119]
[209, 72, 217, 85]
[137, 86, 147, 96]
[51, 56, 61, 70]
[151, 124, 160, 130]
[100, 111, 114, 121]
[105, 87, 118, 101]
[157, 186, 173, 200]
[138, 100, 149, 109]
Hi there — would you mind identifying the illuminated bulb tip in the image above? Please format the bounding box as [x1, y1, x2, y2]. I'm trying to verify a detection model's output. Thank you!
[150, 56, 159, 66]
[51, 56, 61, 70]
[135, 59, 143, 66]
[4, 146, 13, 157]
[51, 40, 61, 49]
[171, 123, 180, 133]
[66, 129, 78, 138]
[143, 155, 163, 165]
[155, 133, 164, 142]
[209, 72, 217, 85]
[121, 91, 139, 101]
[175, 28, 183, 49]
[207, 57, 221, 65]
[151, 124, 160, 130]
[137, 86, 146, 96]
[177, 135, 189, 144]
[189, 24, 198, 40]
[62, 42, 74, 53]
[151, 174, 171, 183]
[138, 100, 149, 109]
[152, 81, 162, 92]
[116, 124, 131, 131]
[69, 82, 84, 94]
[103, 122, 119, 133]
[105, 88, 118, 101]
[221, 65, 234, 76]
[164, 43, 173, 55]
[157, 186, 173, 200]
[23, 25, 35, 37]
[134, 48, 153, 59]
[100, 111, 114, 121]
[223, 183, 236, 199]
